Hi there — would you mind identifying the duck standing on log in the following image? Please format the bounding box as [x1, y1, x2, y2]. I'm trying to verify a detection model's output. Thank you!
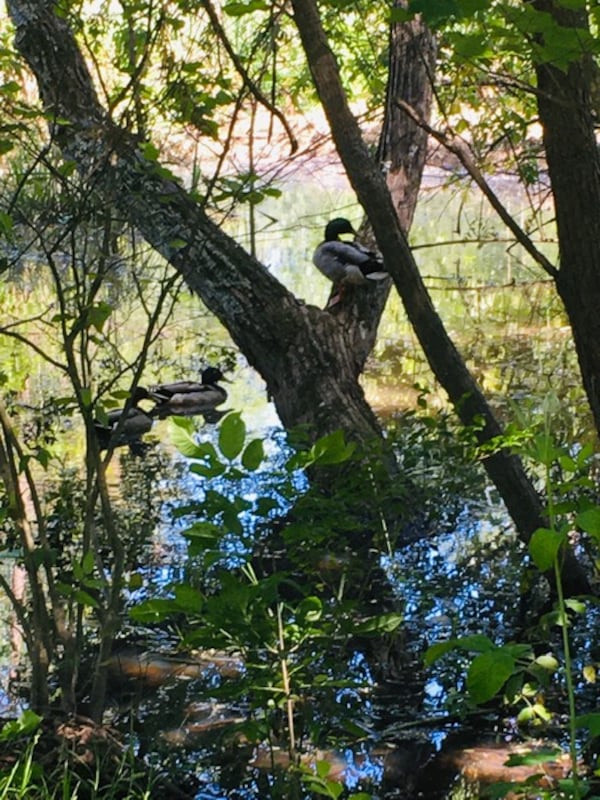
[148, 366, 228, 418]
[313, 217, 388, 307]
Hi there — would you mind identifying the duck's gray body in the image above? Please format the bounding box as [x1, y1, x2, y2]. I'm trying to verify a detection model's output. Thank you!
[149, 367, 228, 412]
[313, 218, 387, 286]
[95, 387, 153, 448]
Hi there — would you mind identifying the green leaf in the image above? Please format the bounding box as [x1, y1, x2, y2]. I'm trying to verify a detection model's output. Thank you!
[223, 505, 243, 535]
[310, 429, 356, 466]
[223, 0, 268, 15]
[467, 649, 515, 704]
[576, 507, 600, 540]
[128, 572, 143, 590]
[140, 141, 160, 161]
[190, 460, 226, 479]
[576, 712, 600, 736]
[505, 747, 561, 766]
[348, 795, 374, 800]
[130, 598, 178, 623]
[173, 584, 204, 613]
[529, 527, 567, 571]
[74, 589, 99, 608]
[219, 412, 246, 460]
[183, 521, 223, 549]
[534, 653, 559, 671]
[241, 438, 264, 471]
[390, 6, 412, 22]
[315, 760, 332, 778]
[297, 596, 323, 625]
[0, 710, 42, 742]
[169, 417, 201, 457]
[424, 634, 495, 666]
[0, 211, 13, 235]
[87, 301, 113, 332]
[82, 550, 95, 575]
[409, 0, 460, 25]
[564, 597, 586, 614]
[354, 612, 404, 635]
[169, 418, 221, 461]
[73, 558, 84, 581]
[424, 639, 458, 665]
[503, 643, 532, 660]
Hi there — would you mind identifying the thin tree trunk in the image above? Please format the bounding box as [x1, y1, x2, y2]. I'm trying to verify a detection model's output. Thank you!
[289, 0, 590, 595]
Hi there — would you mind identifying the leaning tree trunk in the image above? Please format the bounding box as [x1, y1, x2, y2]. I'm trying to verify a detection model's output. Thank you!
[533, 0, 600, 436]
[6, 0, 385, 445]
[289, 0, 590, 596]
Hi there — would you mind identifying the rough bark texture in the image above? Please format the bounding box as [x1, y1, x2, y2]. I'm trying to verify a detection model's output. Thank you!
[378, 5, 436, 234]
[289, 0, 590, 595]
[533, 0, 600, 434]
[329, 4, 435, 351]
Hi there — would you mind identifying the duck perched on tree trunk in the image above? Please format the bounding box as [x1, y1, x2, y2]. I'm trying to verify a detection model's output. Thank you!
[148, 366, 228, 416]
[313, 218, 388, 307]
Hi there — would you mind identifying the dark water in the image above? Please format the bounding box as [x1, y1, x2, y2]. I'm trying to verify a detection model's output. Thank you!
[87, 404, 598, 800]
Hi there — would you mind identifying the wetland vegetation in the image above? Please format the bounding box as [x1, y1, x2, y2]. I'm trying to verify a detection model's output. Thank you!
[1, 0, 599, 797]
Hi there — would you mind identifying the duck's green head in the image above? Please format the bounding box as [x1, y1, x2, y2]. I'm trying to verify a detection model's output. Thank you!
[324, 217, 356, 241]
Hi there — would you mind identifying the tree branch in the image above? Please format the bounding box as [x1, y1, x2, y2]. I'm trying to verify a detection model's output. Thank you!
[199, 0, 298, 154]
[394, 98, 559, 279]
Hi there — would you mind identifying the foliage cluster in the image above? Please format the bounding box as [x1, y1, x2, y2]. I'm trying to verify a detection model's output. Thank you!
[424, 401, 600, 799]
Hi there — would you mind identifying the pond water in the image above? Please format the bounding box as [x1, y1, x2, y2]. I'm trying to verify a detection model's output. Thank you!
[0, 169, 598, 798]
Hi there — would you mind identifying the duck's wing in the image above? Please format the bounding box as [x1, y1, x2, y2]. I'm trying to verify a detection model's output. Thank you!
[149, 380, 205, 401]
[347, 242, 386, 275]
[95, 407, 153, 445]
[314, 241, 385, 282]
[159, 388, 226, 409]
[313, 241, 368, 282]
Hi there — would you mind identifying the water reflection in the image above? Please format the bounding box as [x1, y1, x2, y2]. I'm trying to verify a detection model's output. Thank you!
[101, 408, 539, 798]
[81, 395, 599, 800]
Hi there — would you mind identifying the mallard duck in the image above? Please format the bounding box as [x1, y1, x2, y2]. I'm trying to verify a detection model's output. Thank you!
[148, 366, 228, 415]
[313, 218, 388, 297]
[94, 386, 154, 449]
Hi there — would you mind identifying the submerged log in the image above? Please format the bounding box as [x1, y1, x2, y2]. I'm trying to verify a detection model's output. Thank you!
[395, 740, 578, 799]
[106, 648, 243, 688]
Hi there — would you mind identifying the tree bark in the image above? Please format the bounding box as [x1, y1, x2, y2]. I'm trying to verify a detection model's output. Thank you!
[533, 0, 600, 434]
[329, 2, 436, 354]
[289, 0, 590, 595]
[378, 4, 437, 234]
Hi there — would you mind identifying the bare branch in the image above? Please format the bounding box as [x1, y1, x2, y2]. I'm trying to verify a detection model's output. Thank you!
[199, 0, 298, 154]
[395, 98, 558, 279]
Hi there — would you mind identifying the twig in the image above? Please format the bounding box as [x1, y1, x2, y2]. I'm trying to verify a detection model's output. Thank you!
[199, 0, 298, 154]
